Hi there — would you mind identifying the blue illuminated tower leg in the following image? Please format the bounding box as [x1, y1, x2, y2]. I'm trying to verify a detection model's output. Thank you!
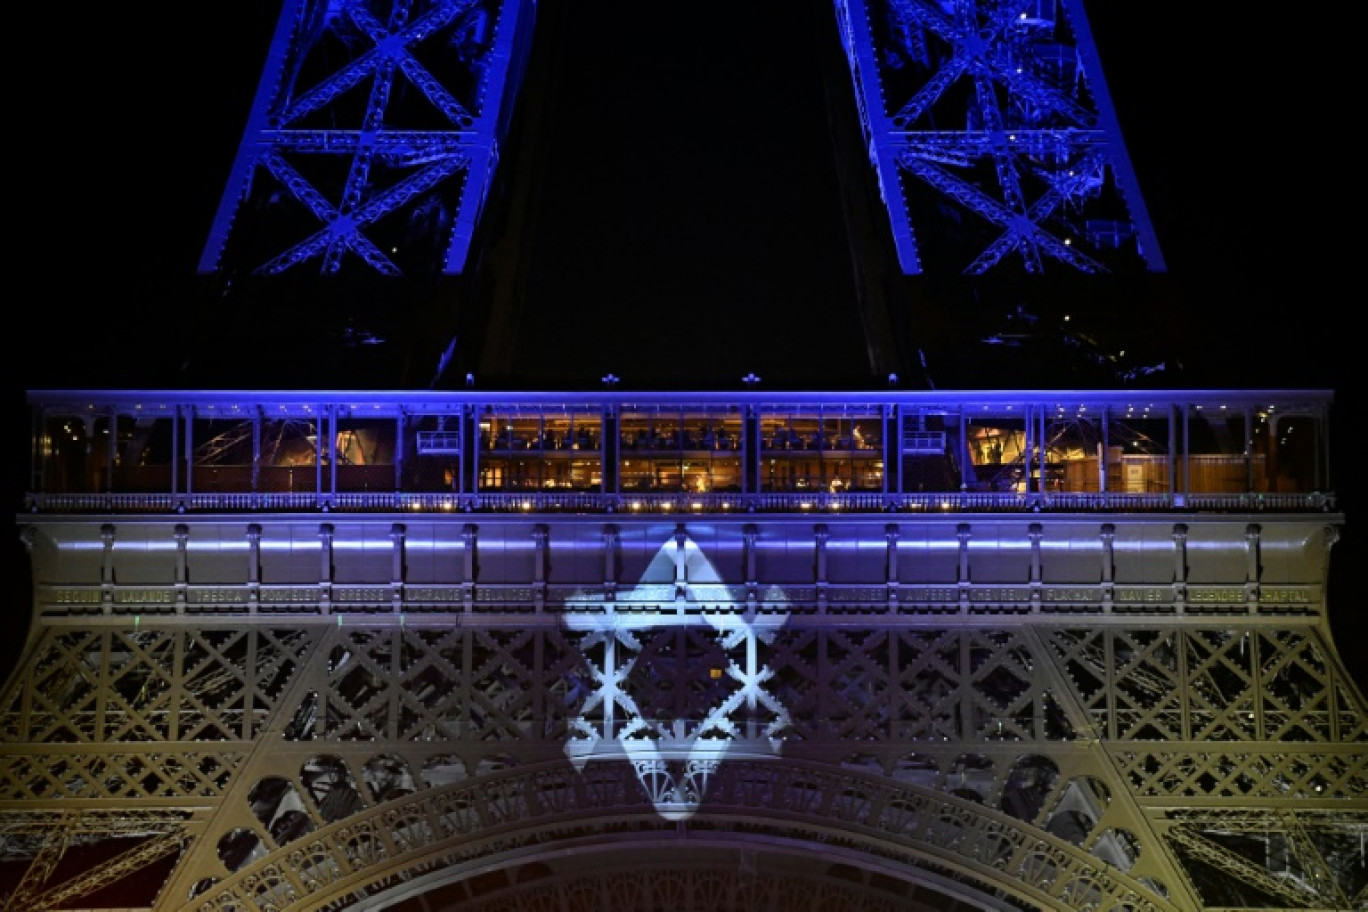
[198, 0, 537, 279]
[834, 0, 1164, 277]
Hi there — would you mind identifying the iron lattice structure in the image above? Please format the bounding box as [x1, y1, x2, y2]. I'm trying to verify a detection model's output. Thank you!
[197, 0, 1161, 281]
[836, 0, 1163, 275]
[2, 388, 1365, 910]
[198, 0, 537, 278]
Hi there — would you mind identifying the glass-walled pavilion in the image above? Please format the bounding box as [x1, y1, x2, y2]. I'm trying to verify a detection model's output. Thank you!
[27, 388, 1333, 514]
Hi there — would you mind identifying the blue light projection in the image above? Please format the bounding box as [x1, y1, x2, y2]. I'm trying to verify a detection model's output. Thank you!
[199, 0, 537, 278]
[562, 528, 792, 820]
[834, 0, 1164, 275]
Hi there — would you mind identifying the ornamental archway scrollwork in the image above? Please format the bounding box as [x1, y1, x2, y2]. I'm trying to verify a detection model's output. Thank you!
[190, 758, 1177, 912]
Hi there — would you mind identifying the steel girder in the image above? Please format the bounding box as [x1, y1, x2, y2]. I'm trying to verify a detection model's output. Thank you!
[3, 510, 1365, 910]
[834, 0, 1164, 276]
[198, 0, 536, 278]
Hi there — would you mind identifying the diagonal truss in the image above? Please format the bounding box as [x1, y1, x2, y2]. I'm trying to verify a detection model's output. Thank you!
[834, 0, 1164, 275]
[200, 0, 1162, 282]
[3, 608, 1365, 908]
[198, 0, 536, 278]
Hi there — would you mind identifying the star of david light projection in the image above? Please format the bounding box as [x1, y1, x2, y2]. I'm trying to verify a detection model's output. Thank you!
[562, 526, 792, 821]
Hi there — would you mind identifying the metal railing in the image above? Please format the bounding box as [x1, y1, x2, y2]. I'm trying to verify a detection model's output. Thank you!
[26, 489, 1336, 515]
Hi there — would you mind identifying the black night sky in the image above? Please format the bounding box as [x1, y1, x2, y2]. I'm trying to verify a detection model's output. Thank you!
[8, 1, 1362, 688]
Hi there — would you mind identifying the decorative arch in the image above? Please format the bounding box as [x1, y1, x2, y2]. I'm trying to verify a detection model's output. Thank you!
[189, 757, 1177, 911]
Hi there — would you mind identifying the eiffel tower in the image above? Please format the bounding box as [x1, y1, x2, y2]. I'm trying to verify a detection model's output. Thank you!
[6, 2, 1365, 911]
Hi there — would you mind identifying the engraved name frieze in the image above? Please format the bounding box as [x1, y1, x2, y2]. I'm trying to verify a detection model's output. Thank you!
[113, 589, 175, 605]
[1258, 587, 1312, 605]
[259, 588, 320, 602]
[1041, 587, 1098, 602]
[332, 587, 390, 602]
[1113, 587, 1171, 603]
[189, 588, 248, 604]
[402, 588, 463, 602]
[1186, 588, 1247, 604]
[49, 589, 102, 604]
[968, 587, 1030, 602]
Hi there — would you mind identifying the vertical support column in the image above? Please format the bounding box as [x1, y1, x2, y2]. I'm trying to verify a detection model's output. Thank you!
[1245, 523, 1261, 613]
[174, 406, 185, 502]
[325, 404, 337, 505]
[1178, 401, 1190, 506]
[601, 404, 618, 501]
[1176, 622, 1192, 741]
[602, 624, 619, 739]
[17, 528, 36, 740]
[815, 525, 826, 582]
[1168, 402, 1179, 501]
[1172, 523, 1189, 613]
[885, 523, 900, 605]
[107, 412, 119, 493]
[602, 524, 619, 601]
[1036, 405, 1046, 496]
[1100, 406, 1111, 495]
[461, 404, 476, 502]
[100, 523, 116, 614]
[319, 523, 335, 614]
[887, 405, 901, 496]
[1250, 634, 1268, 743]
[1034, 410, 1045, 500]
[744, 405, 760, 500]
[956, 523, 971, 611]
[533, 524, 548, 611]
[1028, 522, 1043, 610]
[462, 523, 478, 610]
[315, 407, 326, 504]
[78, 416, 97, 494]
[395, 410, 409, 496]
[174, 523, 189, 614]
[390, 523, 406, 611]
[674, 523, 688, 602]
[743, 524, 758, 605]
[388, 611, 403, 742]
[958, 406, 972, 492]
[1099, 523, 1115, 612]
[814, 524, 830, 606]
[251, 407, 263, 498]
[247, 523, 262, 613]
